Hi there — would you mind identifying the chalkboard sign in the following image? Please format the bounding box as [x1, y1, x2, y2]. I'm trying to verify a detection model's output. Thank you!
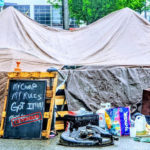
[4, 80, 47, 139]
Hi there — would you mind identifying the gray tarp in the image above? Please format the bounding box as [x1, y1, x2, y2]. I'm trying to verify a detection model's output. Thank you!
[62, 66, 150, 112]
[0, 66, 148, 120]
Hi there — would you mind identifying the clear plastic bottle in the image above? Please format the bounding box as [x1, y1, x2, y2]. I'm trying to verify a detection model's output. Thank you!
[96, 108, 106, 128]
[96, 103, 111, 129]
[130, 120, 136, 137]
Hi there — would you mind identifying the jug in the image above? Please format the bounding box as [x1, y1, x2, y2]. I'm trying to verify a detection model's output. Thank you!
[96, 103, 111, 128]
[135, 115, 147, 136]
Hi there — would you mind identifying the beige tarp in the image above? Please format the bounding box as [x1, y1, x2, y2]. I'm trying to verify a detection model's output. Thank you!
[0, 7, 150, 72]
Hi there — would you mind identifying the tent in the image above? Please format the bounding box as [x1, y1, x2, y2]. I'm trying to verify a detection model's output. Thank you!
[0, 7, 150, 119]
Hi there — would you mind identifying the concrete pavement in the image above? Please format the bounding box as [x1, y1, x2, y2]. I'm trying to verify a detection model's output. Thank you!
[0, 133, 149, 150]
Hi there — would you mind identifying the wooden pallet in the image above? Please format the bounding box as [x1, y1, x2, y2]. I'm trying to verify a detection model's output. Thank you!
[0, 72, 58, 139]
[55, 84, 68, 130]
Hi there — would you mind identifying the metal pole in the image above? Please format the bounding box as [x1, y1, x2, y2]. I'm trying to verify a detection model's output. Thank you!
[62, 0, 69, 30]
[144, 0, 147, 19]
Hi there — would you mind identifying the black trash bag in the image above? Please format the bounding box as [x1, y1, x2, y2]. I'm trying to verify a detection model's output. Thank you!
[59, 125, 118, 147]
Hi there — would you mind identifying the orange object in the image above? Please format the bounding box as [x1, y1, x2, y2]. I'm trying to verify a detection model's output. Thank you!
[105, 111, 111, 129]
[14, 61, 21, 72]
[69, 28, 77, 31]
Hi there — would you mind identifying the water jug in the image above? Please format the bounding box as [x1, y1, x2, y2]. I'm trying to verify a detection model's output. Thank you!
[135, 115, 147, 136]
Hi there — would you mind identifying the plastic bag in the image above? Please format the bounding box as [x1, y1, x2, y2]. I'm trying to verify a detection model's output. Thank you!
[105, 107, 130, 136]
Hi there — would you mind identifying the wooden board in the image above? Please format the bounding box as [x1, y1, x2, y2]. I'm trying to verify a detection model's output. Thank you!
[0, 72, 58, 139]
[55, 85, 68, 131]
[55, 96, 66, 105]
[4, 80, 46, 139]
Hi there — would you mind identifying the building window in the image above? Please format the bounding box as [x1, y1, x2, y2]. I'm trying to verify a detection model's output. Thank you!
[4, 4, 78, 28]
[52, 6, 78, 28]
[70, 18, 78, 28]
[52, 7, 63, 28]
[4, 5, 30, 17]
[34, 5, 51, 26]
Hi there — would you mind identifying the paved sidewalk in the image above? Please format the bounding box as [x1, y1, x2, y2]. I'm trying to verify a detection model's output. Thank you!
[0, 133, 149, 150]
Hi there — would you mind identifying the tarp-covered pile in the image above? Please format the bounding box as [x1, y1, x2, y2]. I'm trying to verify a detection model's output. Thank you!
[0, 7, 150, 119]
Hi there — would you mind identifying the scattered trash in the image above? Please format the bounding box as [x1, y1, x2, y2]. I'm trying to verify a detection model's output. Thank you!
[105, 107, 130, 136]
[49, 130, 58, 139]
[140, 137, 150, 143]
[130, 120, 136, 137]
[68, 107, 92, 116]
[135, 115, 147, 136]
[59, 107, 119, 147]
[59, 125, 119, 146]
[133, 137, 150, 143]
[96, 103, 111, 129]
[64, 112, 99, 131]
[146, 123, 150, 134]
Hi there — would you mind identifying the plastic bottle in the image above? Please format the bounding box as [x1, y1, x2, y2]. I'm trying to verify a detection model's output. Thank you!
[130, 120, 136, 137]
[96, 108, 106, 128]
[135, 115, 147, 136]
[96, 103, 111, 129]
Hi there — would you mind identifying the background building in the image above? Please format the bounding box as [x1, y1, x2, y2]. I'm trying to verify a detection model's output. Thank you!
[2, 0, 150, 28]
[2, 0, 78, 28]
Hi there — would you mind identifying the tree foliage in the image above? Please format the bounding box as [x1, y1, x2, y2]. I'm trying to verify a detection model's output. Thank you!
[48, 0, 148, 25]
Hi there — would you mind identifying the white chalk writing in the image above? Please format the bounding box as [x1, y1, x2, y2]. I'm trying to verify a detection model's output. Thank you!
[11, 92, 42, 101]
[11, 102, 25, 112]
[27, 102, 44, 110]
[13, 83, 38, 91]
